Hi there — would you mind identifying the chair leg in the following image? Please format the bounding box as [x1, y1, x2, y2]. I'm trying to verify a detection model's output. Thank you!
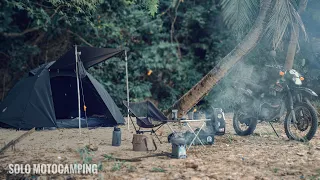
[129, 115, 138, 132]
[152, 129, 162, 144]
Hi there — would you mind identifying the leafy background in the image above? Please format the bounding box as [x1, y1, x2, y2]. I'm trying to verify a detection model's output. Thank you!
[1, 0, 320, 113]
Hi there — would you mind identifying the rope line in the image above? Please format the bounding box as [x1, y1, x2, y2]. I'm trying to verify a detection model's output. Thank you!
[78, 54, 91, 145]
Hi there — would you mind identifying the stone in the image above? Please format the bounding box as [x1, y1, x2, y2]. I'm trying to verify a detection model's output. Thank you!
[185, 160, 198, 169]
[190, 177, 202, 180]
[88, 144, 98, 151]
[296, 152, 304, 156]
[208, 174, 218, 180]
[172, 173, 180, 179]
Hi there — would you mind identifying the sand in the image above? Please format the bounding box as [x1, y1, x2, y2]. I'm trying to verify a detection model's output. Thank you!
[1, 113, 320, 180]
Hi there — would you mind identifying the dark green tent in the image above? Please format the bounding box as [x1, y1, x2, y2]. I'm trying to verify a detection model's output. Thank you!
[0, 47, 125, 129]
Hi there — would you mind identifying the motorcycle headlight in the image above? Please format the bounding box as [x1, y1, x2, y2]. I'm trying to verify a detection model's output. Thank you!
[293, 77, 302, 85]
[217, 114, 222, 119]
[289, 69, 296, 74]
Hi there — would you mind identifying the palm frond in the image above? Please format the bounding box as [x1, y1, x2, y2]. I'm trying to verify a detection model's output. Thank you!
[289, 0, 307, 39]
[264, 0, 308, 50]
[220, 0, 259, 38]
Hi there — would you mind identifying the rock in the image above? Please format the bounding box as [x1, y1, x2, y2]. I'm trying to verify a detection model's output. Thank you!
[316, 147, 320, 151]
[172, 173, 180, 179]
[208, 174, 218, 180]
[307, 151, 314, 155]
[65, 176, 76, 180]
[296, 152, 304, 156]
[88, 144, 98, 151]
[202, 176, 210, 180]
[197, 166, 207, 172]
[185, 160, 198, 169]
[190, 177, 202, 180]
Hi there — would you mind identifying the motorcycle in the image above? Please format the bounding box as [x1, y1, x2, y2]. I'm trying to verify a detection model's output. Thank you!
[233, 68, 318, 141]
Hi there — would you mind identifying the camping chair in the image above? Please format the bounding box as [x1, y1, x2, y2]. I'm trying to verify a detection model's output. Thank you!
[123, 100, 169, 143]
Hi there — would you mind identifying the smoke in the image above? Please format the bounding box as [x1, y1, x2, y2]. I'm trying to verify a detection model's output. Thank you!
[207, 61, 256, 112]
[204, 58, 282, 114]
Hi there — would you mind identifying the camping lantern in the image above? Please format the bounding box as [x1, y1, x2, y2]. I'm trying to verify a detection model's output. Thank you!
[171, 109, 178, 120]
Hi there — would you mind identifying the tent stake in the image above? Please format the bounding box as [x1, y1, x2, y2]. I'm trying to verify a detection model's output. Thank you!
[75, 45, 81, 135]
[125, 50, 130, 130]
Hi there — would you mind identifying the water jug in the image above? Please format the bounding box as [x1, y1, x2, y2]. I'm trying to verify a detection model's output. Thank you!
[171, 137, 187, 159]
[112, 127, 121, 146]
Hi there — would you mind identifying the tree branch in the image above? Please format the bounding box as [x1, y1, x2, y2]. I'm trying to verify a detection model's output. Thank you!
[2, 5, 63, 38]
[50, 5, 64, 19]
[67, 30, 93, 47]
[170, 0, 181, 43]
[0, 52, 10, 58]
[2, 27, 41, 37]
[32, 32, 46, 45]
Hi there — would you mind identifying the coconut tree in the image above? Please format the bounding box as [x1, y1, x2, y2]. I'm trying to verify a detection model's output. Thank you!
[167, 0, 308, 118]
[284, 0, 308, 70]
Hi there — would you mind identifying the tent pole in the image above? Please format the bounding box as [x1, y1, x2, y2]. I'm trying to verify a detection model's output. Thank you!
[75, 45, 81, 135]
[125, 50, 130, 130]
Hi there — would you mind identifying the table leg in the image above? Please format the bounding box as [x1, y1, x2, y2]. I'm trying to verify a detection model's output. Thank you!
[167, 124, 175, 133]
[186, 122, 206, 150]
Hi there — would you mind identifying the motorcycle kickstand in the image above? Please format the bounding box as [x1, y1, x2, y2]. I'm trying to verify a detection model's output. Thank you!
[269, 122, 279, 138]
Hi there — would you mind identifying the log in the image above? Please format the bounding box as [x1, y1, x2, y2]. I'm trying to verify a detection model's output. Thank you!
[0, 128, 35, 154]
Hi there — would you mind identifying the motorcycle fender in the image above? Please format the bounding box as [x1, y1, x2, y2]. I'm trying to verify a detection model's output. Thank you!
[295, 87, 318, 97]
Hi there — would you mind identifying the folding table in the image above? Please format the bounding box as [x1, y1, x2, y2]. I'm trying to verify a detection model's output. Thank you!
[166, 119, 211, 150]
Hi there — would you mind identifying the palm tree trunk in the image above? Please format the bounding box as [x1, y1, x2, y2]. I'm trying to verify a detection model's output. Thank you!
[284, 0, 308, 70]
[167, 0, 273, 118]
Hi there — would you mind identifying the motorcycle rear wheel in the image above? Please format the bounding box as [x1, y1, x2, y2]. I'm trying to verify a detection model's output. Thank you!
[233, 111, 258, 136]
[284, 102, 318, 141]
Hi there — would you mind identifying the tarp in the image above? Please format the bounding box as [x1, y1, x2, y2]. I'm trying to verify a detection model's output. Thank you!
[49, 47, 124, 70]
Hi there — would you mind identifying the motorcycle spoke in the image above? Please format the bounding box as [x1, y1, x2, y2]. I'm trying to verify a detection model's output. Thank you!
[287, 106, 312, 141]
[235, 114, 252, 132]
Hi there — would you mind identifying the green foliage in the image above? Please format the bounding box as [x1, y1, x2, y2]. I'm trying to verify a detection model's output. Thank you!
[103, 154, 115, 161]
[126, 164, 136, 172]
[0, 0, 233, 111]
[265, 0, 307, 50]
[89, 0, 235, 111]
[150, 167, 166, 172]
[220, 0, 307, 50]
[77, 146, 94, 164]
[111, 161, 125, 171]
[144, 0, 159, 16]
[1, 0, 320, 115]
[221, 0, 259, 38]
[272, 168, 279, 173]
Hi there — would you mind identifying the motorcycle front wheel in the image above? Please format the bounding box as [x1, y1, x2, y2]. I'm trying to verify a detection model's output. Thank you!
[284, 102, 318, 141]
[233, 111, 258, 136]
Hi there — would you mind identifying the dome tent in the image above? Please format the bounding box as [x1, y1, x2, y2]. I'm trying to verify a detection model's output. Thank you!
[0, 47, 125, 129]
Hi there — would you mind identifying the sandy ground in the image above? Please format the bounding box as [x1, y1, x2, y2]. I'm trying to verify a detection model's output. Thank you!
[0, 114, 320, 180]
